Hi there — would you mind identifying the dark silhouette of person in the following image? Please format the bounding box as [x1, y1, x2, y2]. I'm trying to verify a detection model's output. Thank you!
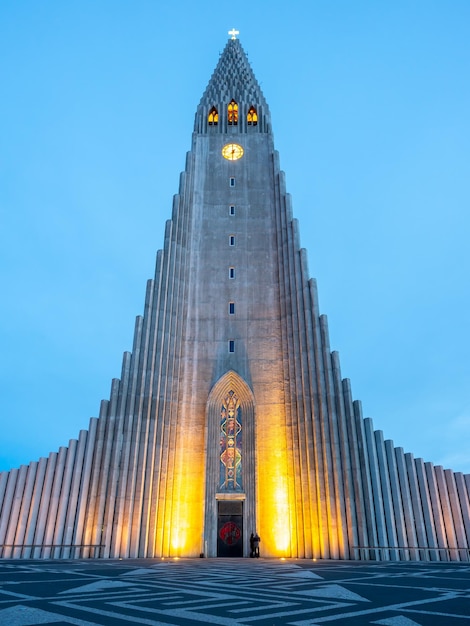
[249, 532, 255, 557]
[252, 532, 260, 557]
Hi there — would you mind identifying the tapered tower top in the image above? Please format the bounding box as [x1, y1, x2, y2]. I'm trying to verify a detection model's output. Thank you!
[194, 34, 271, 134]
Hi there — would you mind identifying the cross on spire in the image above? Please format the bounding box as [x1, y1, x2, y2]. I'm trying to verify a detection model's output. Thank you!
[228, 28, 240, 40]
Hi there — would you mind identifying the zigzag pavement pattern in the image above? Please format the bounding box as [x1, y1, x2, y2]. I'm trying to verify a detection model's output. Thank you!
[0, 559, 469, 625]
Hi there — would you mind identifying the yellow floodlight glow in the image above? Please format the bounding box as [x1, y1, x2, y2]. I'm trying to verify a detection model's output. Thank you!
[272, 483, 291, 553]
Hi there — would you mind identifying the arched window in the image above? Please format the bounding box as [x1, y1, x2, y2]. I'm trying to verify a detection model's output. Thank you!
[208, 106, 218, 125]
[247, 106, 258, 125]
[228, 99, 238, 125]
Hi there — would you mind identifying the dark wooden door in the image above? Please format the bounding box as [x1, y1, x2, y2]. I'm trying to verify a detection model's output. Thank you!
[217, 501, 243, 557]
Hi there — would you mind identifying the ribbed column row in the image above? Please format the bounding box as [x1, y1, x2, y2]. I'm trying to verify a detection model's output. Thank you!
[0, 427, 98, 558]
[270, 150, 470, 562]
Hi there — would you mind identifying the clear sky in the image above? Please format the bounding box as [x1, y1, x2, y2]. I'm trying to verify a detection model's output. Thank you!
[1, 1, 469, 474]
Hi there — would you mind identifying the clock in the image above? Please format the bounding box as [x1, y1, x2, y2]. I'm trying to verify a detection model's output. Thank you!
[222, 143, 244, 161]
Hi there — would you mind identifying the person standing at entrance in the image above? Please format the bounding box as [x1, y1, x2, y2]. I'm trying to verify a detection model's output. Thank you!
[253, 532, 260, 557]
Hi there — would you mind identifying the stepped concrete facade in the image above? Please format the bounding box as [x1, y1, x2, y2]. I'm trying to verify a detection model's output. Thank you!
[1, 36, 469, 561]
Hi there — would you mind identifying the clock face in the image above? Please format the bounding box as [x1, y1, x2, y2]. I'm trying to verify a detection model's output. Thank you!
[222, 143, 244, 161]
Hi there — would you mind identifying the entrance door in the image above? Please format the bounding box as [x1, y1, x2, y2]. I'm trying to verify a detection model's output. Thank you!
[217, 501, 243, 557]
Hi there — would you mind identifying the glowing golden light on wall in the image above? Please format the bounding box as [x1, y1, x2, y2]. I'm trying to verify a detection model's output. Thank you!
[169, 456, 205, 556]
[272, 482, 291, 553]
[257, 405, 293, 558]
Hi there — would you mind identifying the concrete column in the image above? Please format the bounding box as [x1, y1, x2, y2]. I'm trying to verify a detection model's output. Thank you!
[52, 440, 77, 558]
[22, 457, 47, 558]
[440, 468, 467, 561]
[425, 462, 449, 560]
[72, 419, 98, 558]
[364, 420, 389, 559]
[104, 354, 132, 558]
[0, 469, 19, 556]
[62, 430, 88, 558]
[0, 472, 9, 520]
[404, 453, 430, 559]
[13, 462, 37, 557]
[342, 379, 369, 556]
[414, 458, 440, 560]
[116, 317, 146, 557]
[3, 466, 27, 558]
[332, 352, 358, 559]
[32, 453, 57, 558]
[354, 402, 378, 559]
[374, 432, 398, 560]
[81, 400, 109, 556]
[42, 447, 67, 558]
[395, 448, 418, 559]
[384, 440, 408, 560]
[93, 380, 120, 557]
[454, 472, 470, 555]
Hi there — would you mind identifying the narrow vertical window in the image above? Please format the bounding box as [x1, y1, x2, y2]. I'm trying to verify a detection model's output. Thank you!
[229, 235, 235, 246]
[229, 267, 235, 279]
[228, 99, 238, 125]
[230, 177, 235, 187]
[208, 106, 218, 125]
[247, 106, 258, 125]
[229, 205, 235, 216]
[228, 340, 235, 353]
[229, 302, 235, 315]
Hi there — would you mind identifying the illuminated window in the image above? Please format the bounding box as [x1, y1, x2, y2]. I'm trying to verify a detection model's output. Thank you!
[220, 390, 242, 490]
[229, 235, 235, 246]
[247, 106, 258, 125]
[229, 205, 235, 215]
[229, 267, 235, 278]
[229, 302, 235, 314]
[228, 99, 238, 125]
[208, 106, 218, 125]
[230, 177, 235, 187]
[228, 340, 235, 353]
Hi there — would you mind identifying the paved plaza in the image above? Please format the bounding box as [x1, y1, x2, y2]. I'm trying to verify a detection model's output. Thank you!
[0, 558, 469, 625]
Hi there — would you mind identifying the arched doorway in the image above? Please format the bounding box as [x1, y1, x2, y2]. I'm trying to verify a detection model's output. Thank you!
[204, 371, 256, 557]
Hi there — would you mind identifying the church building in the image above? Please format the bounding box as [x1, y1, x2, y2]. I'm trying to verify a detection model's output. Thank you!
[1, 33, 469, 561]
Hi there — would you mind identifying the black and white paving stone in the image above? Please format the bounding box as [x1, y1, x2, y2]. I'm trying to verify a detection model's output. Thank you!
[0, 559, 469, 625]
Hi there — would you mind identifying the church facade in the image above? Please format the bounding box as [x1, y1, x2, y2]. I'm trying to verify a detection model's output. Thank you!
[1, 35, 469, 561]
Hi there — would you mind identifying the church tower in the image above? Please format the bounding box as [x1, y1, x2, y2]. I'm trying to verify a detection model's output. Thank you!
[1, 34, 469, 561]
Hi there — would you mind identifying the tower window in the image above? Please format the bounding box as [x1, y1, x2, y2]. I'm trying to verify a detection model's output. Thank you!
[230, 177, 235, 187]
[229, 267, 235, 279]
[229, 302, 235, 315]
[229, 205, 235, 215]
[229, 340, 235, 353]
[208, 106, 218, 125]
[247, 106, 258, 126]
[228, 99, 238, 125]
[229, 235, 235, 246]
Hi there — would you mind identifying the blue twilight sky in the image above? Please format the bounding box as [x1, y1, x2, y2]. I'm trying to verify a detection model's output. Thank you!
[1, 1, 469, 473]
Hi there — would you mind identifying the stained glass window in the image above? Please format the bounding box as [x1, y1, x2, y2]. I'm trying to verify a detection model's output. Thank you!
[228, 100, 238, 125]
[219, 391, 242, 490]
[247, 106, 258, 125]
[208, 106, 218, 125]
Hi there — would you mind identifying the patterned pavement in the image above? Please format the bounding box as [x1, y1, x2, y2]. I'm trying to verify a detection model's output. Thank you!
[0, 558, 469, 625]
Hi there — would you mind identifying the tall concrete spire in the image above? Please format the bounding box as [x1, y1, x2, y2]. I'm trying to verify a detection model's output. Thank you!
[1, 37, 469, 562]
[199, 38, 269, 110]
[194, 37, 271, 134]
